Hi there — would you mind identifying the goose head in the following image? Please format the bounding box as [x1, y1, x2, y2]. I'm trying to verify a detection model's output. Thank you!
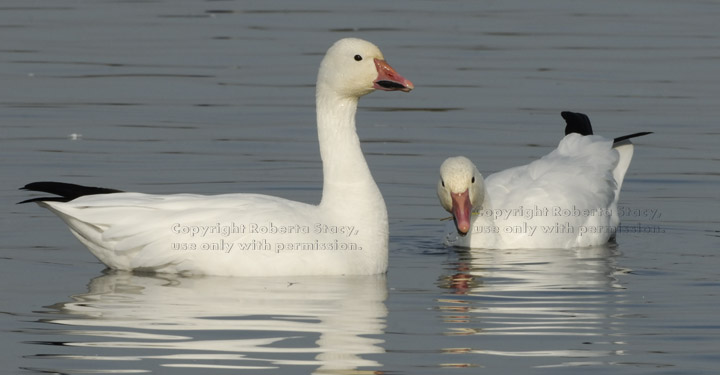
[437, 156, 485, 236]
[317, 38, 414, 99]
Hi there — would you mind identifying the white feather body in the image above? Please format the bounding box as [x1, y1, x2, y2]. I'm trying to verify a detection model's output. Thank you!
[28, 38, 408, 276]
[42, 192, 387, 276]
[445, 134, 634, 249]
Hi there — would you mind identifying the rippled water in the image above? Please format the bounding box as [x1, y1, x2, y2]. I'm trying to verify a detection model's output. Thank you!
[2, 0, 719, 374]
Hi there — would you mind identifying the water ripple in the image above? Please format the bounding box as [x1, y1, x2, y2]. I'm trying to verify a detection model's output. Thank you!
[435, 246, 628, 363]
[28, 273, 388, 374]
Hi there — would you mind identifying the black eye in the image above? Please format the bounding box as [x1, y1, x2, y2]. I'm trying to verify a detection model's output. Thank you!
[441, 180, 445, 187]
[471, 177, 475, 183]
[354, 54, 363, 61]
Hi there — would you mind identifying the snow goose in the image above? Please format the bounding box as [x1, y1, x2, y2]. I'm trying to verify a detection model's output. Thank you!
[20, 38, 413, 276]
[437, 111, 650, 249]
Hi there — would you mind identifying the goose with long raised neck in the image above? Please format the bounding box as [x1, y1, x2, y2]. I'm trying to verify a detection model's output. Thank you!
[437, 111, 650, 249]
[20, 38, 413, 276]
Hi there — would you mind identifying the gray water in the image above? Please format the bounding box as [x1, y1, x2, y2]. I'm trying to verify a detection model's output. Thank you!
[2, 0, 719, 374]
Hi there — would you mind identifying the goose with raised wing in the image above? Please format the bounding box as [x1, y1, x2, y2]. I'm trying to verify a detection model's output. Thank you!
[437, 111, 650, 249]
[20, 38, 413, 276]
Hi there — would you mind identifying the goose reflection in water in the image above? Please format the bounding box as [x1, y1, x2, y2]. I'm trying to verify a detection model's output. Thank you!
[436, 245, 631, 368]
[32, 272, 388, 374]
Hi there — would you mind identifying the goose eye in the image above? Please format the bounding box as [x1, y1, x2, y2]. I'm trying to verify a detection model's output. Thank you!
[441, 180, 445, 187]
[471, 177, 475, 183]
[354, 54, 363, 61]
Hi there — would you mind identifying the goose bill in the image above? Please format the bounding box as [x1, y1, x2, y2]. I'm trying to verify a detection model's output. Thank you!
[451, 189, 472, 236]
[373, 59, 414, 92]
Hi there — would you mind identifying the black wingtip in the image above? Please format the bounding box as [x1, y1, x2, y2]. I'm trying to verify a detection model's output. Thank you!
[561, 111, 652, 145]
[561, 111, 594, 136]
[18, 181, 123, 204]
[17, 197, 70, 204]
[613, 131, 653, 144]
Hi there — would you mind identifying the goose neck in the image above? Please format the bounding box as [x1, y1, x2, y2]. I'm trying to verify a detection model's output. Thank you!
[316, 89, 379, 207]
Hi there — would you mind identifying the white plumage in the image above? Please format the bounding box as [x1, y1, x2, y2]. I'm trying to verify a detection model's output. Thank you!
[437, 113, 648, 249]
[23, 38, 413, 276]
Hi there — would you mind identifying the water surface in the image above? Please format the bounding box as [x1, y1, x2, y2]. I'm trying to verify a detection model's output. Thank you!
[2, 0, 719, 374]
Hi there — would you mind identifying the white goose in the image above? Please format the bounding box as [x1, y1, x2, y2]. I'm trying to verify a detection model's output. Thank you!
[20, 38, 413, 276]
[437, 111, 650, 249]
